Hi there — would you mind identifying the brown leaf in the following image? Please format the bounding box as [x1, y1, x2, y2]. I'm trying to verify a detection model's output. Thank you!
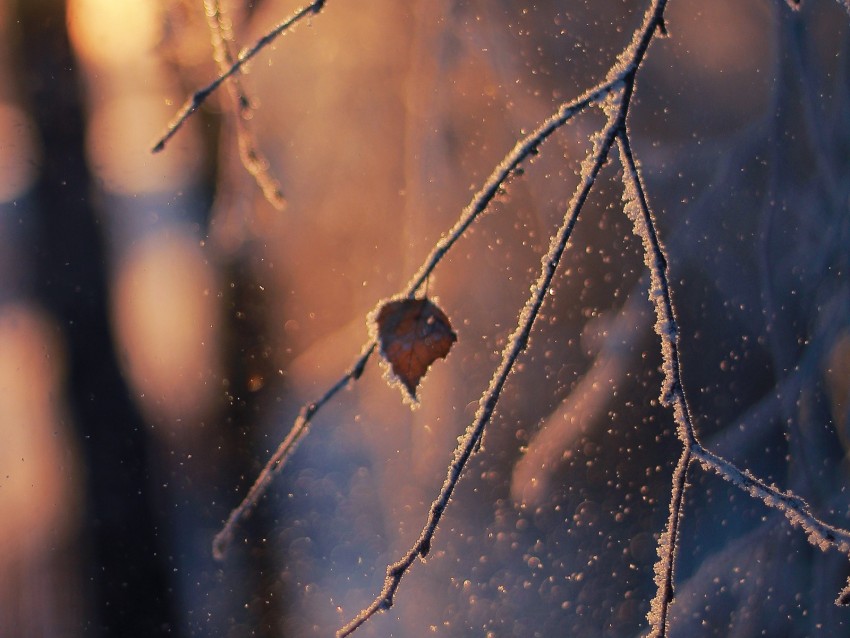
[373, 297, 457, 400]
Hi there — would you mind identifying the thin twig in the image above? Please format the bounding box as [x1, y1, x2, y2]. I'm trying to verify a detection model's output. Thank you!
[204, 0, 255, 121]
[618, 127, 695, 638]
[336, 2, 670, 633]
[204, 0, 286, 209]
[402, 77, 622, 297]
[152, 0, 326, 153]
[201, 1, 850, 635]
[692, 443, 850, 550]
[613, 135, 693, 634]
[212, 76, 619, 559]
[212, 343, 373, 560]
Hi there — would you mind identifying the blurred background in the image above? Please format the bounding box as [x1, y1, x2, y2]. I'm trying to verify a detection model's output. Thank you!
[1, 0, 849, 636]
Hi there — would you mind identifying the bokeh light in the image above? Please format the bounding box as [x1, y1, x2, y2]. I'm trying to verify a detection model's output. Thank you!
[0, 303, 80, 564]
[67, 0, 159, 65]
[86, 95, 202, 195]
[111, 227, 220, 427]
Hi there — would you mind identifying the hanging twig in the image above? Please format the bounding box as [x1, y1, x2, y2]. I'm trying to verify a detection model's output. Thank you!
[204, 0, 286, 209]
[617, 125, 697, 637]
[337, 1, 672, 633]
[212, 342, 373, 559]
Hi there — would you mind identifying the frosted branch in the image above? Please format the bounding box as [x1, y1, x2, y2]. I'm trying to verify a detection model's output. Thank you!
[212, 68, 621, 559]
[152, 0, 327, 153]
[617, 115, 850, 636]
[617, 128, 698, 636]
[337, 1, 672, 634]
[650, 447, 692, 638]
[401, 77, 622, 297]
[212, 342, 373, 559]
[202, 1, 850, 635]
[692, 443, 850, 552]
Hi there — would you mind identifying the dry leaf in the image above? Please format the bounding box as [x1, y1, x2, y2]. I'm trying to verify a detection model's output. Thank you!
[373, 297, 457, 400]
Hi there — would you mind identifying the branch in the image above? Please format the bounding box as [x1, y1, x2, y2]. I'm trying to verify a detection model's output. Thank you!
[692, 443, 850, 552]
[617, 107, 850, 637]
[199, 0, 850, 635]
[336, 2, 673, 634]
[617, 127, 694, 638]
[212, 343, 373, 559]
[400, 77, 622, 297]
[211, 74, 619, 559]
[152, 0, 327, 153]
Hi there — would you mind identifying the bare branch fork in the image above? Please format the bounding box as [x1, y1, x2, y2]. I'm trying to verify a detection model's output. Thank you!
[337, 0, 850, 634]
[211, 71, 624, 560]
[151, 0, 326, 154]
[615, 53, 850, 637]
[336, 91, 628, 638]
[158, 0, 850, 635]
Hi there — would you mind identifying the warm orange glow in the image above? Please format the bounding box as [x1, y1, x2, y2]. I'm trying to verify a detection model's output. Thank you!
[0, 303, 81, 564]
[86, 95, 202, 195]
[66, 0, 159, 65]
[667, 2, 769, 76]
[112, 227, 220, 428]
